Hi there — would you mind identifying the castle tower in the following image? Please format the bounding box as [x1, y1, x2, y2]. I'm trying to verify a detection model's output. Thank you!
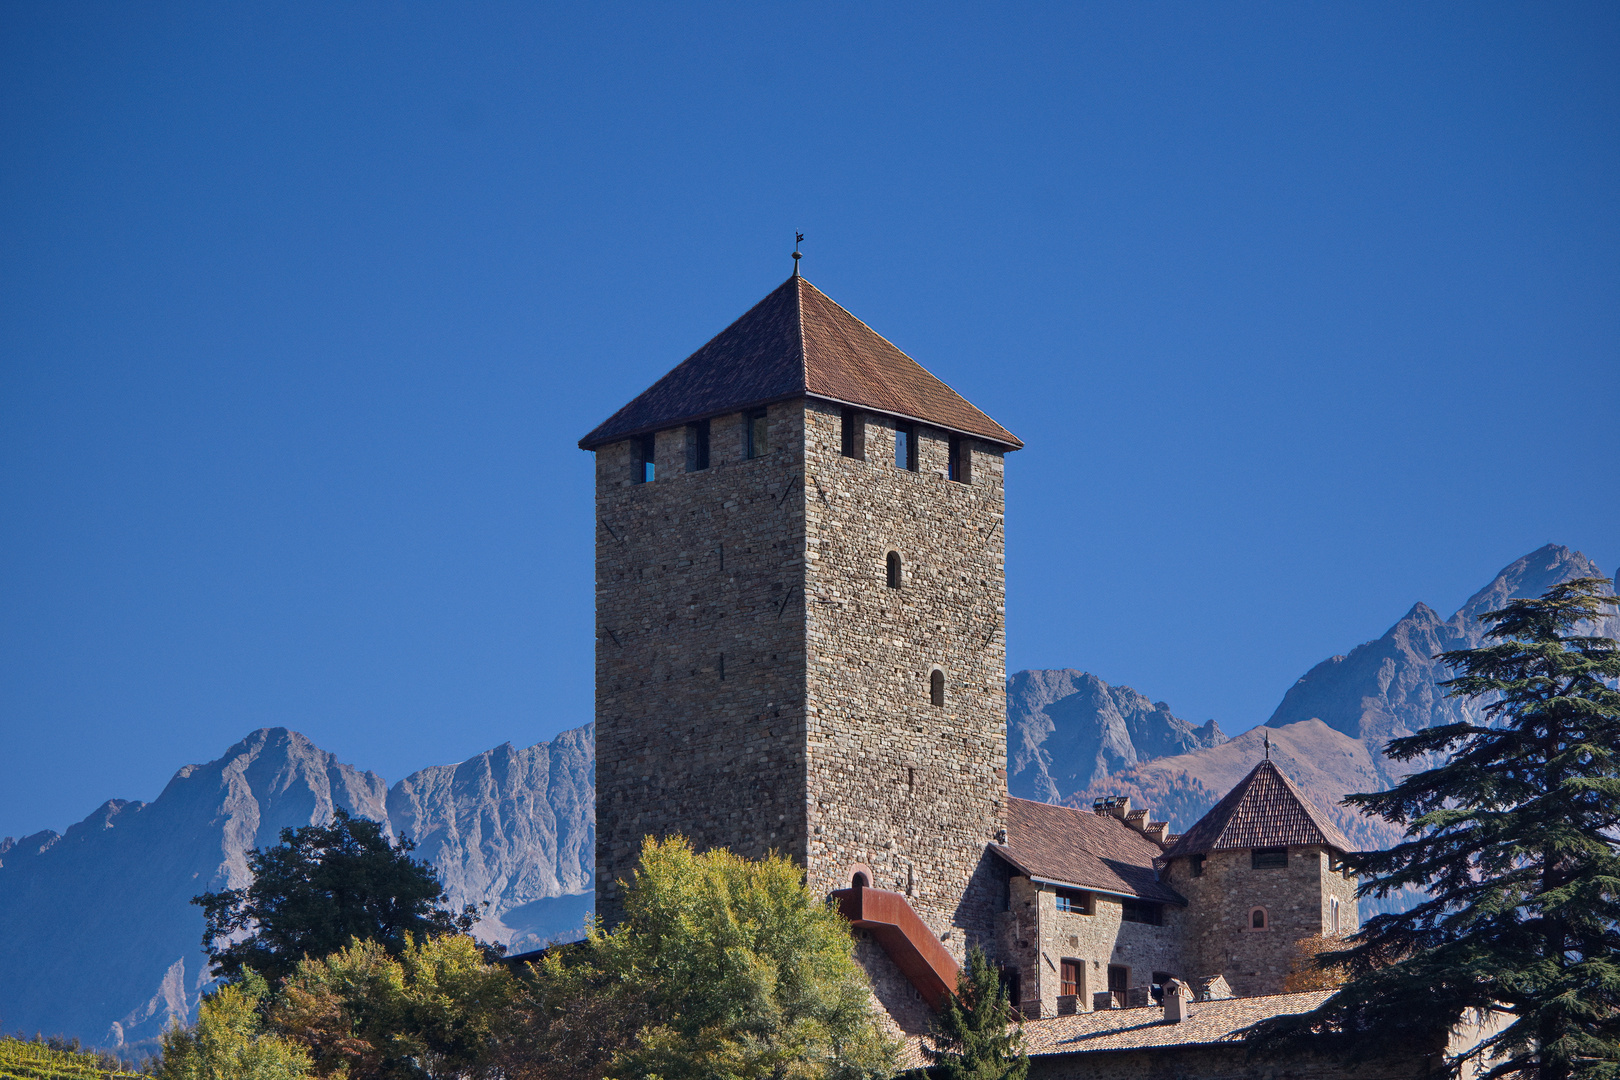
[579, 272, 1021, 1024]
[1158, 758, 1360, 996]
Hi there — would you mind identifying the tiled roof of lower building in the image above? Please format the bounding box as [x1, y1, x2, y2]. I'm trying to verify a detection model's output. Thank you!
[1162, 759, 1354, 859]
[1020, 990, 1335, 1056]
[577, 274, 1021, 450]
[992, 797, 1185, 905]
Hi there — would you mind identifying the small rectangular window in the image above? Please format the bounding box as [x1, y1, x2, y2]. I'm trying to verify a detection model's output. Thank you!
[686, 420, 710, 472]
[1121, 899, 1161, 925]
[948, 435, 970, 483]
[840, 408, 864, 459]
[746, 409, 769, 459]
[1252, 847, 1288, 869]
[634, 434, 656, 484]
[1060, 959, 1081, 998]
[895, 423, 917, 471]
[1107, 964, 1129, 994]
[1053, 887, 1089, 914]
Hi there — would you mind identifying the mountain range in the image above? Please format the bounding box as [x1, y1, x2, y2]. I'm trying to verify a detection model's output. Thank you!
[0, 726, 593, 1053]
[2, 543, 1613, 1052]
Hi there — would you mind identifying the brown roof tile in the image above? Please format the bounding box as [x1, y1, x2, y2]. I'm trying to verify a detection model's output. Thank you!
[1019, 990, 1335, 1055]
[578, 275, 1021, 450]
[993, 798, 1184, 905]
[1162, 759, 1354, 859]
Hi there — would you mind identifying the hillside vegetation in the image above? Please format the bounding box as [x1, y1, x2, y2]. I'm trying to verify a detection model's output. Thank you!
[0, 1039, 145, 1080]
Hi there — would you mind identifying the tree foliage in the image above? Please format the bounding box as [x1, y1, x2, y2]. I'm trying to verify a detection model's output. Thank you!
[508, 835, 897, 1080]
[917, 946, 1027, 1080]
[194, 810, 478, 985]
[270, 934, 513, 1080]
[157, 976, 311, 1080]
[1248, 577, 1620, 1080]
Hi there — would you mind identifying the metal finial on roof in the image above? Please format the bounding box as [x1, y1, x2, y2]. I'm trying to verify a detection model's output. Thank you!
[1263, 731, 1270, 760]
[792, 232, 804, 276]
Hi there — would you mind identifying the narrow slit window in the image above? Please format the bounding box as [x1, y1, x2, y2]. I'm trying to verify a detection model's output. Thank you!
[840, 408, 863, 459]
[1191, 854, 1206, 877]
[886, 551, 902, 589]
[686, 420, 710, 471]
[895, 423, 917, 471]
[746, 408, 769, 459]
[635, 434, 656, 483]
[930, 669, 945, 707]
[1331, 897, 1341, 936]
[948, 435, 970, 483]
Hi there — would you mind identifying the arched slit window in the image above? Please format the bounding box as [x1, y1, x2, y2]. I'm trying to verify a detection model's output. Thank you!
[930, 669, 945, 707]
[1250, 906, 1268, 930]
[886, 551, 902, 589]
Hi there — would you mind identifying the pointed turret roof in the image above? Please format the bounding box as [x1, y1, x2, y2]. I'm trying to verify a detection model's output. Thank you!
[1162, 759, 1354, 858]
[578, 274, 1021, 450]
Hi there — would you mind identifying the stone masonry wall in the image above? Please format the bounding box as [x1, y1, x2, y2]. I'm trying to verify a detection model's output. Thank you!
[800, 404, 1009, 931]
[999, 876, 1188, 1018]
[592, 404, 810, 923]
[1167, 846, 1354, 997]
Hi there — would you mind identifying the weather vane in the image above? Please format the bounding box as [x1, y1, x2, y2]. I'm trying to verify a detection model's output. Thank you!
[792, 232, 804, 275]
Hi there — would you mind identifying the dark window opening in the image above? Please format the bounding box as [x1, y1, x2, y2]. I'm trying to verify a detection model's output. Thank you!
[895, 423, 917, 471]
[1251, 906, 1267, 930]
[746, 408, 769, 459]
[840, 408, 863, 459]
[634, 434, 656, 483]
[852, 870, 871, 889]
[1121, 899, 1162, 925]
[886, 551, 902, 589]
[1060, 959, 1081, 998]
[948, 435, 971, 482]
[686, 420, 710, 471]
[930, 670, 945, 707]
[1191, 854, 1206, 877]
[1003, 968, 1022, 1011]
[1150, 971, 1173, 1004]
[1107, 964, 1129, 994]
[1252, 847, 1288, 869]
[1054, 887, 1090, 914]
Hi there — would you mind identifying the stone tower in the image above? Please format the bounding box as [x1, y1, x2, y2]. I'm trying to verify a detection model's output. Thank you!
[1159, 758, 1361, 997]
[579, 272, 1021, 1020]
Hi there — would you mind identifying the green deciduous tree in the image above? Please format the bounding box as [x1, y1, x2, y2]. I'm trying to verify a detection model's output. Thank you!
[1249, 576, 1620, 1080]
[194, 810, 479, 985]
[917, 946, 1027, 1080]
[270, 934, 514, 1080]
[157, 975, 311, 1080]
[507, 836, 897, 1080]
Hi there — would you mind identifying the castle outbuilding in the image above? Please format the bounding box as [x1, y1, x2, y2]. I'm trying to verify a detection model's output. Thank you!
[578, 270, 1361, 1040]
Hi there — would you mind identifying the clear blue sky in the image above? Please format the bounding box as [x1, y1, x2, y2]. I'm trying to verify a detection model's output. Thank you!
[3, 3, 1616, 839]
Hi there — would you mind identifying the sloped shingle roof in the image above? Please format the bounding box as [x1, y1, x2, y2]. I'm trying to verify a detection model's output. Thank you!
[578, 274, 1021, 450]
[1161, 759, 1354, 859]
[992, 798, 1185, 905]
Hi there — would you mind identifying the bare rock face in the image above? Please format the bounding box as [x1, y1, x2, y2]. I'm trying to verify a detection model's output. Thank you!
[0, 728, 389, 1052]
[387, 725, 595, 953]
[0, 725, 595, 1055]
[1265, 544, 1619, 781]
[1007, 669, 1226, 802]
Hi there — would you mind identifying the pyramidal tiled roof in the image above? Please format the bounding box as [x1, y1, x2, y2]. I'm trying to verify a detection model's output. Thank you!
[1161, 759, 1354, 859]
[578, 274, 1021, 450]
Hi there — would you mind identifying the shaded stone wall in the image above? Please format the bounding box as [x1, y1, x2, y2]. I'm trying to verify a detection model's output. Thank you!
[592, 403, 810, 923]
[1028, 1043, 1436, 1080]
[1167, 846, 1354, 996]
